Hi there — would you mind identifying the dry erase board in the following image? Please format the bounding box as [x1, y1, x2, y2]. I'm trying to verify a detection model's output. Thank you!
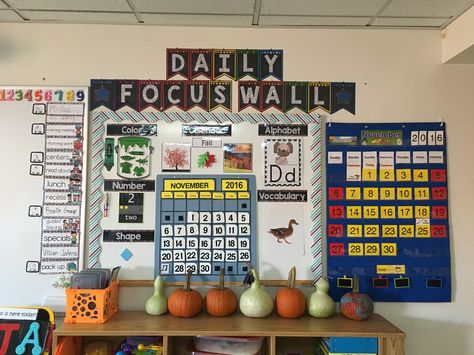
[326, 122, 451, 302]
[89, 104, 322, 283]
[0, 87, 88, 306]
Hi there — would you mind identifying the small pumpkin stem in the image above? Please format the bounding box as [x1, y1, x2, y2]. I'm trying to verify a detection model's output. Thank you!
[353, 274, 359, 293]
[288, 266, 296, 289]
[219, 267, 225, 290]
[185, 271, 192, 292]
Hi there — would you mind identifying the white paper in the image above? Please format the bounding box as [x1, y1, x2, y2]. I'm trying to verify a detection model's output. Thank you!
[411, 131, 419, 146]
[436, 130, 444, 145]
[418, 131, 427, 145]
[429, 151, 444, 164]
[363, 151, 377, 169]
[428, 131, 436, 146]
[413, 151, 428, 164]
[261, 204, 305, 256]
[0, 308, 38, 320]
[328, 151, 343, 164]
[346, 151, 361, 181]
[396, 151, 411, 164]
[379, 151, 394, 169]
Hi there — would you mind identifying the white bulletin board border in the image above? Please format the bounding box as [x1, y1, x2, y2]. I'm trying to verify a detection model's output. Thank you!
[89, 110, 322, 283]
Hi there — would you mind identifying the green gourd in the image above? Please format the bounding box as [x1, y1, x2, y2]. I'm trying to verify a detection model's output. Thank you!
[145, 275, 168, 315]
[307, 277, 335, 318]
[239, 268, 273, 318]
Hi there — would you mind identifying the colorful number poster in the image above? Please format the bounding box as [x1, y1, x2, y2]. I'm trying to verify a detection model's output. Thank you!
[326, 122, 451, 302]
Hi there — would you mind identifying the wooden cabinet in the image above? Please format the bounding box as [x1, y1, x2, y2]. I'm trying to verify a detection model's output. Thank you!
[53, 311, 405, 355]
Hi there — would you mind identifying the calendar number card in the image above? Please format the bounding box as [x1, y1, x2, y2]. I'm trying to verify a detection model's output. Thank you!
[155, 174, 256, 282]
[326, 122, 451, 302]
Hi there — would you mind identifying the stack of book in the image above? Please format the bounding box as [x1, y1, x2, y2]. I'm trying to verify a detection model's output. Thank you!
[315, 336, 378, 355]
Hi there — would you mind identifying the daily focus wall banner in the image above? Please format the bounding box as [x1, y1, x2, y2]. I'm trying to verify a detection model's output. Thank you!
[326, 122, 451, 302]
[90, 79, 355, 114]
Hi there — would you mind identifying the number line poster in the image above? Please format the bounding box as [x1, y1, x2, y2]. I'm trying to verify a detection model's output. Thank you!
[326, 122, 451, 302]
[88, 109, 322, 282]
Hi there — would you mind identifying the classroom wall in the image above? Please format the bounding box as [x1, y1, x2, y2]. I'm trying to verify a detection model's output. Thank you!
[1, 23, 474, 355]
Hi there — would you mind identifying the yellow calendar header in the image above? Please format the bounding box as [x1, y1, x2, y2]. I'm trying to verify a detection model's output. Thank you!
[164, 179, 215, 191]
[222, 179, 248, 191]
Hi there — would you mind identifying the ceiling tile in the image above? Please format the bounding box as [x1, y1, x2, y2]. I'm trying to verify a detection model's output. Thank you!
[382, 0, 474, 18]
[134, 0, 255, 14]
[0, 9, 22, 20]
[373, 17, 449, 27]
[141, 13, 253, 26]
[259, 15, 371, 26]
[20, 11, 137, 23]
[261, 0, 387, 16]
[8, 0, 132, 11]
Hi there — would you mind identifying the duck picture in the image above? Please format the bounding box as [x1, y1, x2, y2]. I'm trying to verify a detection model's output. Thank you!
[268, 219, 298, 244]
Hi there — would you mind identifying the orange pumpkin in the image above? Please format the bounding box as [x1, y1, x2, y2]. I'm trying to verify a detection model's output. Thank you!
[205, 268, 237, 317]
[168, 272, 202, 318]
[275, 266, 306, 318]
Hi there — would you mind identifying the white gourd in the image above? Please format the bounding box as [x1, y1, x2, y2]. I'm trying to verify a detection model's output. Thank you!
[307, 277, 336, 318]
[145, 275, 168, 315]
[239, 268, 273, 318]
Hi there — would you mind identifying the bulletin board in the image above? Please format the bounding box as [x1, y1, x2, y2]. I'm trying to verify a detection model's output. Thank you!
[0, 87, 88, 306]
[88, 108, 322, 283]
[326, 122, 451, 302]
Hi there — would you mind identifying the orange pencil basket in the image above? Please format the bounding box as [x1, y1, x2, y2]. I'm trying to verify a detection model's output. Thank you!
[65, 282, 119, 323]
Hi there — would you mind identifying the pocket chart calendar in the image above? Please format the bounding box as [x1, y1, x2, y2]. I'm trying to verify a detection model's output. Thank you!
[326, 122, 451, 302]
[156, 175, 256, 281]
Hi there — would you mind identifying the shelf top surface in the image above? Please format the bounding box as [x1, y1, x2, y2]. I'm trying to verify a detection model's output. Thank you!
[55, 311, 405, 338]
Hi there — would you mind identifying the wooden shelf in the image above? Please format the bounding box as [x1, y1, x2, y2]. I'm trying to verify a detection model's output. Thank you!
[53, 311, 405, 355]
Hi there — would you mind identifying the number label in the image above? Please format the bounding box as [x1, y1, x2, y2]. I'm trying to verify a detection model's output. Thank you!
[222, 179, 247, 191]
[346, 206, 361, 219]
[346, 187, 361, 200]
[399, 225, 414, 238]
[347, 225, 362, 238]
[364, 225, 379, 237]
[381, 243, 397, 256]
[348, 243, 363, 256]
[382, 225, 397, 238]
[328, 187, 344, 200]
[364, 243, 380, 256]
[328, 224, 344, 237]
[329, 206, 344, 218]
[329, 243, 344, 256]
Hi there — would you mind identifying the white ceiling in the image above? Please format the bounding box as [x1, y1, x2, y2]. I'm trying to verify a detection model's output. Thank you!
[0, 0, 473, 29]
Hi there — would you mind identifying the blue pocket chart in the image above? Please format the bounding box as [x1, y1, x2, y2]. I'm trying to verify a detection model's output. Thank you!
[326, 122, 451, 302]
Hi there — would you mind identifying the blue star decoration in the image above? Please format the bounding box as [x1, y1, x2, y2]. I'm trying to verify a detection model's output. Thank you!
[335, 88, 352, 105]
[95, 86, 111, 102]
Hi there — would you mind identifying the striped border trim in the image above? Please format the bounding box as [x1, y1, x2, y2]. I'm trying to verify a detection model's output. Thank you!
[309, 123, 322, 282]
[89, 110, 322, 283]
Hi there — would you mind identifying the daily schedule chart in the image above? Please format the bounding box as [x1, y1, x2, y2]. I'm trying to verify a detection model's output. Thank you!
[326, 122, 451, 302]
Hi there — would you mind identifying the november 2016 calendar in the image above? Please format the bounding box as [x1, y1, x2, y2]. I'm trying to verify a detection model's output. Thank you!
[326, 122, 451, 302]
[155, 175, 256, 282]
